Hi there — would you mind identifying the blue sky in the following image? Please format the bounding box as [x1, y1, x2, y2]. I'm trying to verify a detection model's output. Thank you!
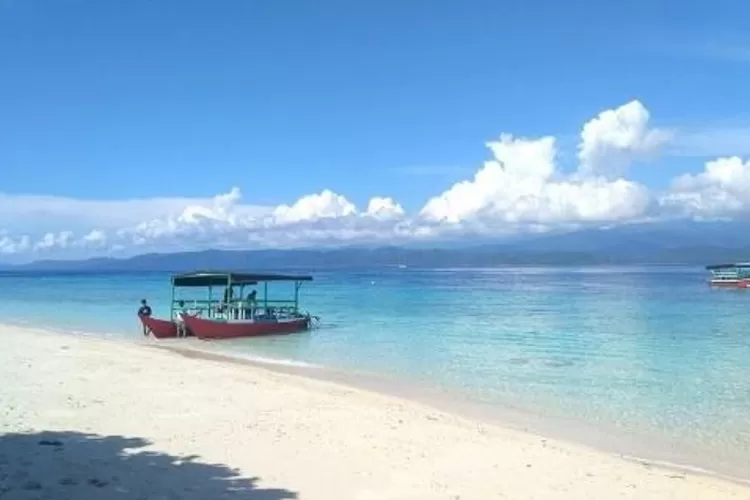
[2, 0, 750, 260]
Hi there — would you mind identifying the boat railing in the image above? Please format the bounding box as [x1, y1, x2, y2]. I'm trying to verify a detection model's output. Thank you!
[172, 299, 301, 321]
[710, 269, 750, 278]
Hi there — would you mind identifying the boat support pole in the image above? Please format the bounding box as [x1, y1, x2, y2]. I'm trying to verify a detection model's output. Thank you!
[227, 274, 233, 320]
[294, 281, 300, 314]
[240, 284, 245, 320]
[169, 276, 175, 321]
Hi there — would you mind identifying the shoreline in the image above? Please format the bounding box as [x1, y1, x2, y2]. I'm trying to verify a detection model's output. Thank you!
[146, 339, 750, 486]
[4, 321, 750, 486]
[4, 318, 750, 484]
[1, 323, 748, 497]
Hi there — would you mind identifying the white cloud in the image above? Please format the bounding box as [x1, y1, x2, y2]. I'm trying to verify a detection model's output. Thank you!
[33, 231, 74, 251]
[81, 229, 108, 248]
[0, 234, 30, 255]
[272, 189, 356, 223]
[420, 134, 650, 229]
[3, 99, 749, 261]
[101, 188, 415, 255]
[578, 100, 672, 178]
[660, 156, 750, 217]
[365, 197, 405, 220]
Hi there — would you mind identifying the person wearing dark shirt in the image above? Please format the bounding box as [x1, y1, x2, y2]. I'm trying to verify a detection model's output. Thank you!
[138, 299, 152, 336]
[138, 299, 152, 317]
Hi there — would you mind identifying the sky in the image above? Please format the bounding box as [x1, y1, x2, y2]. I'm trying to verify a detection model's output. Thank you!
[2, 0, 750, 261]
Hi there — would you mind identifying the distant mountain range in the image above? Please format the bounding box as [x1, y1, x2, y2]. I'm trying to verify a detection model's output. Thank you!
[4, 220, 750, 271]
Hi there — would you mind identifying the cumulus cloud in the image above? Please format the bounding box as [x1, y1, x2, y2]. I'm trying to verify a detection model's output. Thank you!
[98, 187, 416, 256]
[420, 134, 650, 230]
[659, 156, 750, 217]
[82, 229, 108, 248]
[578, 100, 672, 178]
[273, 190, 356, 223]
[0, 233, 30, 255]
[419, 101, 668, 230]
[2, 99, 748, 261]
[33, 231, 74, 251]
[365, 197, 405, 220]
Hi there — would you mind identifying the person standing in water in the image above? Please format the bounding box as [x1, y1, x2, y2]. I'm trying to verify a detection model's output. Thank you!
[137, 299, 152, 336]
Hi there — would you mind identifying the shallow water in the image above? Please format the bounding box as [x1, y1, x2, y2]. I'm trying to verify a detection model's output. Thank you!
[1, 266, 749, 473]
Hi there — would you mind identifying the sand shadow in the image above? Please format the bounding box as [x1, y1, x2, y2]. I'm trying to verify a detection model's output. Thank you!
[0, 430, 297, 499]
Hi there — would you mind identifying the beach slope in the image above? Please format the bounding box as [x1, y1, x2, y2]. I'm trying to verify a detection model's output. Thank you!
[0, 325, 747, 499]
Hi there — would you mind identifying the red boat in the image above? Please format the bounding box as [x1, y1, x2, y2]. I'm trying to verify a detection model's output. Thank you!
[139, 270, 317, 340]
[182, 313, 310, 340]
[140, 315, 179, 338]
[706, 263, 750, 288]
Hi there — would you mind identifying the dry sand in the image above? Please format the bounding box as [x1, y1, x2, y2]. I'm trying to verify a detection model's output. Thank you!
[0, 324, 748, 499]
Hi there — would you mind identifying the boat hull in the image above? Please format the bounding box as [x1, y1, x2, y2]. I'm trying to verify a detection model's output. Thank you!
[139, 315, 179, 339]
[709, 279, 750, 288]
[182, 314, 310, 340]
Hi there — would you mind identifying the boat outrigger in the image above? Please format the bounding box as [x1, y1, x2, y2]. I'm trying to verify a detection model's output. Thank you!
[706, 263, 750, 288]
[139, 271, 318, 340]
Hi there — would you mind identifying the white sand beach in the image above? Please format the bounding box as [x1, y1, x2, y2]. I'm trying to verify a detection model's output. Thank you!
[1, 324, 748, 499]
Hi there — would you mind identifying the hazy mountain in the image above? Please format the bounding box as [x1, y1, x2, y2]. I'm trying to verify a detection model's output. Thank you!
[6, 220, 750, 271]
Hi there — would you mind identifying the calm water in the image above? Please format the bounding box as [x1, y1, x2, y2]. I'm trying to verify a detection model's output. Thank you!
[1, 267, 749, 470]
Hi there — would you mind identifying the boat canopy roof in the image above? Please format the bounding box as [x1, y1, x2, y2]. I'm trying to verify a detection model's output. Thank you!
[705, 262, 750, 270]
[171, 271, 313, 287]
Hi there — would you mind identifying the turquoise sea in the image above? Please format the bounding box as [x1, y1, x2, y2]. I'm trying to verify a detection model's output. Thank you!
[1, 266, 749, 477]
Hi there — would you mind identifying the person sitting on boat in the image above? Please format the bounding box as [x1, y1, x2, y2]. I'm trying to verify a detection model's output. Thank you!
[137, 299, 152, 336]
